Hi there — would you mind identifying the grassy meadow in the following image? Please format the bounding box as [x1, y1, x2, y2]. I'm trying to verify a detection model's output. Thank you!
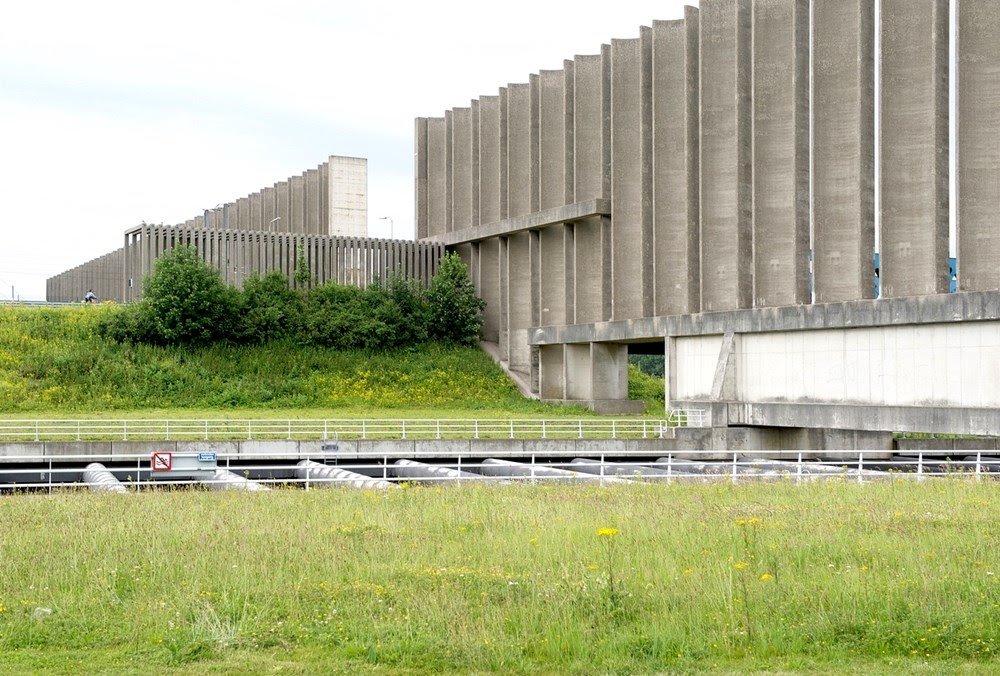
[0, 481, 997, 673]
[0, 304, 664, 417]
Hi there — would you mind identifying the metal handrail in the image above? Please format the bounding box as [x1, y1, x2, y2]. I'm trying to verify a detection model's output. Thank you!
[0, 450, 993, 494]
[0, 412, 705, 442]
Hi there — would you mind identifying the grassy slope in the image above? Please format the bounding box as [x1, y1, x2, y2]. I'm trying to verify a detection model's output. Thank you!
[0, 305, 662, 417]
[0, 481, 996, 673]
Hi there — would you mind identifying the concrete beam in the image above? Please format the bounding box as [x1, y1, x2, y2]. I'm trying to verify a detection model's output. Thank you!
[426, 199, 609, 246]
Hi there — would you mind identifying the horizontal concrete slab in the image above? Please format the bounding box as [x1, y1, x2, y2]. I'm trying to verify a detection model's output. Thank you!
[427, 199, 610, 246]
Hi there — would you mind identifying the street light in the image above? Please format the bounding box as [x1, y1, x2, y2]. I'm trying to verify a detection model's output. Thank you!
[379, 216, 394, 240]
[269, 217, 281, 232]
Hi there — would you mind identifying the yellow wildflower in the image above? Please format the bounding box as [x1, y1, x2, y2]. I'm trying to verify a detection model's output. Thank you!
[597, 527, 619, 538]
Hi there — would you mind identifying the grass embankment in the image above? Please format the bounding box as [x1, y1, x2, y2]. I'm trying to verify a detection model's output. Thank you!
[0, 305, 664, 417]
[0, 481, 996, 673]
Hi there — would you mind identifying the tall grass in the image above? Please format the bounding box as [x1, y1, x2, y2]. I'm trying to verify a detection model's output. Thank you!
[0, 481, 995, 672]
[0, 305, 602, 416]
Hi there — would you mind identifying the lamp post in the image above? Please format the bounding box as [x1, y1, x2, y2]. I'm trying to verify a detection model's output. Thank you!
[379, 216, 394, 240]
[269, 217, 281, 233]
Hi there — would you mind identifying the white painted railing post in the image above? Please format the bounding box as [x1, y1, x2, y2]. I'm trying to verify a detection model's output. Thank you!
[857, 452, 864, 484]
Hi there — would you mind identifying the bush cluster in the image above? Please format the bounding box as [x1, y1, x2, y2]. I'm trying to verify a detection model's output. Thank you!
[98, 247, 485, 349]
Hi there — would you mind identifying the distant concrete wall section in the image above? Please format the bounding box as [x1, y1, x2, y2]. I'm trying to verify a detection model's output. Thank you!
[46, 155, 371, 301]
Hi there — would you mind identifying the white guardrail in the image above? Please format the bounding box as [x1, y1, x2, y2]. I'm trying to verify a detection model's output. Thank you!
[0, 450, 996, 493]
[0, 412, 705, 442]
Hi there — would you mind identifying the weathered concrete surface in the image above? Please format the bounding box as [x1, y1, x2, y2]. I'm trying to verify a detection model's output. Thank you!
[812, 0, 875, 302]
[699, 0, 752, 312]
[428, 199, 609, 246]
[957, 0, 1000, 292]
[752, 0, 809, 307]
[477, 95, 502, 226]
[879, 0, 949, 298]
[652, 12, 700, 316]
[611, 35, 652, 320]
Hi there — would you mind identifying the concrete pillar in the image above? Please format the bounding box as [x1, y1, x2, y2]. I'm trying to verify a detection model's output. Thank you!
[506, 82, 533, 218]
[426, 117, 447, 238]
[538, 66, 573, 210]
[305, 168, 321, 235]
[480, 238, 501, 342]
[652, 9, 700, 316]
[507, 232, 532, 373]
[276, 181, 290, 233]
[957, 0, 1000, 291]
[290, 174, 305, 233]
[752, 0, 810, 307]
[610, 32, 653, 321]
[415, 118, 428, 238]
[539, 344, 566, 400]
[572, 47, 611, 203]
[451, 107, 473, 231]
[573, 215, 612, 324]
[813, 0, 876, 302]
[699, 0, 752, 312]
[879, 0, 949, 298]
[262, 187, 276, 234]
[250, 192, 262, 231]
[478, 95, 501, 227]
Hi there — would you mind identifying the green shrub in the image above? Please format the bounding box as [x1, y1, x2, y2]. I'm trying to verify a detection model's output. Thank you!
[141, 245, 243, 346]
[427, 252, 485, 346]
[240, 271, 305, 344]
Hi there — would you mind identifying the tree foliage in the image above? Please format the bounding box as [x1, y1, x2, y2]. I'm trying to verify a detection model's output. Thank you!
[98, 247, 486, 351]
[427, 252, 486, 346]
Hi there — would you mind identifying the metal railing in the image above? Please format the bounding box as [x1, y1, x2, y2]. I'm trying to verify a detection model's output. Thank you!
[0, 450, 995, 493]
[0, 413, 704, 442]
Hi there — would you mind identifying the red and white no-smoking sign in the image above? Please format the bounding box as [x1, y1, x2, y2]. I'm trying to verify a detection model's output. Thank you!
[151, 451, 172, 471]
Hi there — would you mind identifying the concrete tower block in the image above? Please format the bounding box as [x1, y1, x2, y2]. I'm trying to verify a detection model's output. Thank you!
[319, 162, 329, 237]
[305, 168, 321, 235]
[653, 9, 700, 316]
[506, 82, 534, 218]
[957, 0, 1000, 291]
[813, 0, 875, 302]
[426, 117, 447, 238]
[610, 31, 653, 321]
[699, 0, 752, 313]
[328, 156, 367, 238]
[752, 0, 810, 307]
[478, 95, 501, 226]
[451, 107, 474, 231]
[880, 0, 949, 298]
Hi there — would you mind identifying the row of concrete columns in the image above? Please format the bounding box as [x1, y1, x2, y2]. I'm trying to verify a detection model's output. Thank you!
[417, 1, 998, 326]
[46, 248, 124, 304]
[46, 226, 442, 303]
[175, 155, 368, 238]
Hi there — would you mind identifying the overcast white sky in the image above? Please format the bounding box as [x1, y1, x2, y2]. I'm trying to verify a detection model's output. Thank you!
[0, 1, 693, 300]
